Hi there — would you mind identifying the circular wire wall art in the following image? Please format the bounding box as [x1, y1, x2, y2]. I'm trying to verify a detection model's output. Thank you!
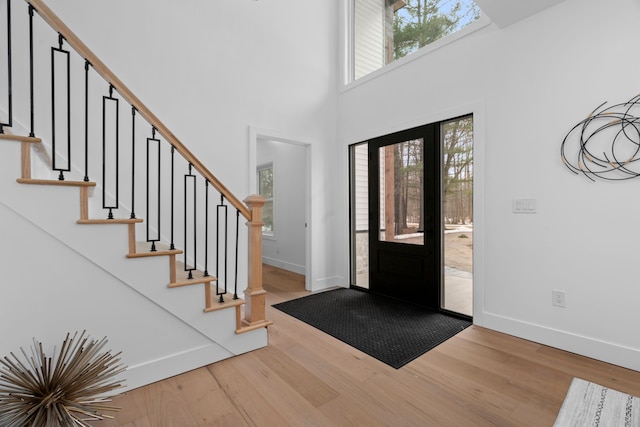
[561, 94, 640, 181]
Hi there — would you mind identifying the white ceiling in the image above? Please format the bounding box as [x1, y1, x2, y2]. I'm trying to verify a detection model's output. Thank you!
[474, 0, 568, 28]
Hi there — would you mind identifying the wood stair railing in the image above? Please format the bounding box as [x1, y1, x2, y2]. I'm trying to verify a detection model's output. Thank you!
[0, 0, 272, 334]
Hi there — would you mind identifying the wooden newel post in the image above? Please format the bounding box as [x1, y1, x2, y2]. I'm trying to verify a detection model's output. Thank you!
[243, 194, 268, 326]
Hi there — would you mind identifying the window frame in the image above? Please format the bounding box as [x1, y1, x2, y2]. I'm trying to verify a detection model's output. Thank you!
[257, 162, 275, 237]
[343, 0, 490, 89]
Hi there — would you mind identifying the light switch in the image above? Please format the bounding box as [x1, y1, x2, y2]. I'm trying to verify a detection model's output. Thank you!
[513, 199, 537, 213]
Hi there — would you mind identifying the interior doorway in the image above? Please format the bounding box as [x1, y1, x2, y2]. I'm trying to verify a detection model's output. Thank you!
[349, 115, 473, 317]
[249, 128, 311, 290]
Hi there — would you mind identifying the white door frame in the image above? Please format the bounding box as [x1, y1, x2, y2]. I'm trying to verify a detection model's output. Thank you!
[248, 126, 312, 291]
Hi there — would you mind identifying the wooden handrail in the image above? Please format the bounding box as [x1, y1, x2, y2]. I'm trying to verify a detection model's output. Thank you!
[25, 0, 251, 220]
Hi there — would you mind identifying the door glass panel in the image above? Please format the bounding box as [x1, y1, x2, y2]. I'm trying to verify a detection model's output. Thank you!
[378, 139, 424, 246]
[350, 142, 370, 288]
[442, 116, 473, 316]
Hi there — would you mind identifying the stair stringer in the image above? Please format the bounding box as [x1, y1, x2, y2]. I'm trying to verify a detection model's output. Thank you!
[0, 200, 234, 391]
[0, 141, 267, 389]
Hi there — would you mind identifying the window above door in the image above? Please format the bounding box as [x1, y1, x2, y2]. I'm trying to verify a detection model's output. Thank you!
[347, 0, 487, 85]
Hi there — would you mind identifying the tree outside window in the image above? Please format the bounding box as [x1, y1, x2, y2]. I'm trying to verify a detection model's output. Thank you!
[442, 116, 473, 225]
[257, 164, 274, 233]
[392, 0, 481, 61]
[353, 0, 481, 80]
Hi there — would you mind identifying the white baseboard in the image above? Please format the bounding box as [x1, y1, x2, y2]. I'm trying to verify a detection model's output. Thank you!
[480, 311, 640, 372]
[123, 326, 268, 391]
[262, 257, 305, 275]
[311, 275, 346, 293]
[122, 343, 233, 391]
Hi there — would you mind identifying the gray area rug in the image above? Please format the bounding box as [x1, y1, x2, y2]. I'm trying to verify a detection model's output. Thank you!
[272, 288, 471, 369]
[555, 378, 640, 426]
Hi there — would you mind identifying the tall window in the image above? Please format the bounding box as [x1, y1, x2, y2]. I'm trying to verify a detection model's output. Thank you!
[257, 163, 274, 234]
[352, 0, 481, 81]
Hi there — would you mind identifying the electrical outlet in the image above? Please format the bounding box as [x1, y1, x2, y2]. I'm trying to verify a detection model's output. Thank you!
[552, 290, 566, 308]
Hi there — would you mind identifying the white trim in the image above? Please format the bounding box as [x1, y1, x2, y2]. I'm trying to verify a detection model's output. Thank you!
[248, 126, 313, 291]
[341, 0, 355, 86]
[470, 102, 486, 326]
[314, 275, 348, 291]
[262, 257, 306, 276]
[482, 311, 640, 372]
[123, 327, 267, 391]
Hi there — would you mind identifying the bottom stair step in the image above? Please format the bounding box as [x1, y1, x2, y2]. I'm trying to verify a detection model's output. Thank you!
[237, 319, 274, 334]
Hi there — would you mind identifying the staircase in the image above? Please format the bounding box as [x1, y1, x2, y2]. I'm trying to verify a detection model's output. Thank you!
[0, 0, 271, 390]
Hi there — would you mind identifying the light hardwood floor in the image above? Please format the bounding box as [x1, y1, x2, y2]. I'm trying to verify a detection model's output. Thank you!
[96, 265, 640, 426]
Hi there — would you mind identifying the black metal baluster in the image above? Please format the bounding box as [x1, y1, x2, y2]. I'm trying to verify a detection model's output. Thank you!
[184, 164, 196, 280]
[83, 60, 90, 181]
[233, 209, 240, 300]
[51, 34, 70, 181]
[102, 84, 119, 219]
[216, 195, 228, 302]
[146, 127, 160, 251]
[130, 106, 136, 218]
[169, 146, 175, 249]
[28, 5, 34, 137]
[0, 0, 12, 134]
[204, 180, 210, 277]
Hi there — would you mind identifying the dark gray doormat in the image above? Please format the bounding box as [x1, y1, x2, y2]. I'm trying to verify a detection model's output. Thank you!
[272, 288, 471, 369]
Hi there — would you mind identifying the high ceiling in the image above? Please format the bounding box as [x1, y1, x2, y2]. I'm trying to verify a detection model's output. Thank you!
[474, 0, 567, 28]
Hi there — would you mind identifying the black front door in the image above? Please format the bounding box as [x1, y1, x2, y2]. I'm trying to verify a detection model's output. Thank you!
[368, 123, 440, 309]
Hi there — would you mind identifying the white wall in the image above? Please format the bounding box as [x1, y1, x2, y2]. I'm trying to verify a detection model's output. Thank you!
[338, 0, 640, 371]
[257, 139, 307, 275]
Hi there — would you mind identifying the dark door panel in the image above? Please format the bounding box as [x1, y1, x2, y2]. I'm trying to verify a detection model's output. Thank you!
[368, 123, 440, 309]
[376, 249, 424, 278]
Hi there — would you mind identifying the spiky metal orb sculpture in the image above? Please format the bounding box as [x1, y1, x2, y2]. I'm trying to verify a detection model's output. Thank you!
[0, 331, 126, 427]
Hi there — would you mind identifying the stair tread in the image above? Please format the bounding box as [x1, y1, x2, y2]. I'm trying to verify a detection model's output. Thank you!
[204, 294, 245, 313]
[237, 319, 274, 333]
[127, 241, 183, 258]
[17, 178, 96, 187]
[170, 261, 218, 287]
[78, 218, 144, 224]
[0, 133, 42, 143]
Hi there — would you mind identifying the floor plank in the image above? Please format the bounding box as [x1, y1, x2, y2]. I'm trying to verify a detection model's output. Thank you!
[93, 265, 640, 426]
